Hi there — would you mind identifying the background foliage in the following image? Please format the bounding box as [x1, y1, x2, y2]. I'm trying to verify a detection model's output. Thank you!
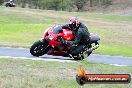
[0, 0, 113, 11]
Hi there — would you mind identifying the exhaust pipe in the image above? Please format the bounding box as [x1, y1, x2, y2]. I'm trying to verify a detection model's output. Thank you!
[87, 44, 99, 52]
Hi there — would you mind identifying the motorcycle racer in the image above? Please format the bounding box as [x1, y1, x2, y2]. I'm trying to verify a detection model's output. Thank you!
[62, 17, 90, 56]
[8, 0, 13, 5]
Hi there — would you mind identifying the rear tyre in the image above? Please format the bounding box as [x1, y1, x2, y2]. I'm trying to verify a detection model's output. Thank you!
[86, 41, 99, 56]
[73, 52, 87, 60]
[73, 55, 82, 60]
[12, 5, 15, 7]
[87, 52, 92, 56]
[87, 44, 92, 56]
[30, 40, 49, 57]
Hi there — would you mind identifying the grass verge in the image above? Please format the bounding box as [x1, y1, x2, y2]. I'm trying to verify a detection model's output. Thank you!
[0, 58, 132, 88]
[0, 24, 51, 47]
[0, 7, 132, 56]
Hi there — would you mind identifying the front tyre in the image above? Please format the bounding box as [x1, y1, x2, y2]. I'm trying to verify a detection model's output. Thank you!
[30, 40, 49, 57]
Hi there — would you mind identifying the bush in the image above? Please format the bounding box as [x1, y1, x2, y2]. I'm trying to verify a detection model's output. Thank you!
[102, 0, 112, 7]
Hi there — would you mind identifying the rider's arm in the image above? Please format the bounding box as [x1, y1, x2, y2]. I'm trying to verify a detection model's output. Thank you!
[66, 27, 90, 46]
[62, 24, 71, 29]
[67, 29, 82, 45]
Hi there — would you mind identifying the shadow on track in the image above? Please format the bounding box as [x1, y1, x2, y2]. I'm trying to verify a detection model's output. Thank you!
[29, 55, 76, 62]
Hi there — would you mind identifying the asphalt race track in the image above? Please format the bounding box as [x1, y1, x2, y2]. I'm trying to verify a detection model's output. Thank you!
[0, 47, 132, 66]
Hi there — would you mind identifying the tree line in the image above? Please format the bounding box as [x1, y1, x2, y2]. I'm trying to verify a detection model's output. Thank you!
[0, 0, 112, 11]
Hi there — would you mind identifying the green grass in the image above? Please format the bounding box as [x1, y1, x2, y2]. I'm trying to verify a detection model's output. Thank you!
[0, 7, 132, 56]
[79, 13, 132, 23]
[0, 7, 131, 88]
[0, 58, 131, 88]
[0, 24, 51, 47]
[95, 44, 132, 56]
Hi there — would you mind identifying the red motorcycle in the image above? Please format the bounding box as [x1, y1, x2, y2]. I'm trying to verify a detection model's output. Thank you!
[30, 25, 100, 60]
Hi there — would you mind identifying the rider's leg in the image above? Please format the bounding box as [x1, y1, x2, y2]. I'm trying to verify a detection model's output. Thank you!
[69, 44, 85, 55]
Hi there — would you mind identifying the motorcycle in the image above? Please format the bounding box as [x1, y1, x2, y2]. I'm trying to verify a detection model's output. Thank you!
[30, 25, 100, 60]
[5, 2, 15, 7]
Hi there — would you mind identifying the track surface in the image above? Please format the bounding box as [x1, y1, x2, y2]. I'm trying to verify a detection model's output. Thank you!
[0, 47, 132, 66]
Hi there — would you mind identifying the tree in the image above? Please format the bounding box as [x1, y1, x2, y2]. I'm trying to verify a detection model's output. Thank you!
[90, 0, 93, 7]
[46, 0, 61, 10]
[102, 0, 112, 7]
[0, 0, 4, 5]
[21, 0, 26, 8]
[72, 0, 86, 11]
[93, 0, 112, 7]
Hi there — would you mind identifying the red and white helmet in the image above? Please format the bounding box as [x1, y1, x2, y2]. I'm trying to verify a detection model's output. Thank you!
[69, 17, 80, 30]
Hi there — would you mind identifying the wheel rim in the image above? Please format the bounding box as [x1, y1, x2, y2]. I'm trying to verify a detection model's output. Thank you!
[33, 44, 44, 54]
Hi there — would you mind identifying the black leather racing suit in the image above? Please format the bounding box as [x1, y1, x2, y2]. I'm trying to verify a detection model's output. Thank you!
[62, 23, 90, 55]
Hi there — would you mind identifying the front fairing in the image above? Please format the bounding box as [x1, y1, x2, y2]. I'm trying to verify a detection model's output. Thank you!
[44, 25, 74, 46]
[46, 34, 62, 46]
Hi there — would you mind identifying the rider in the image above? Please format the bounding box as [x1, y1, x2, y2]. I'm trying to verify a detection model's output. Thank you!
[8, 0, 13, 5]
[62, 17, 90, 56]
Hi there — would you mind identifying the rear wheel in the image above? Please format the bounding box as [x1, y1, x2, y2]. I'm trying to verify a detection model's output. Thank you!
[72, 46, 89, 60]
[87, 52, 92, 56]
[12, 5, 15, 7]
[30, 40, 49, 57]
[73, 55, 82, 60]
[87, 41, 99, 56]
[73, 52, 88, 60]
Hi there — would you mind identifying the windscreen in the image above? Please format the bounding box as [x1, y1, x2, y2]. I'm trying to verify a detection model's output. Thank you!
[52, 26, 63, 34]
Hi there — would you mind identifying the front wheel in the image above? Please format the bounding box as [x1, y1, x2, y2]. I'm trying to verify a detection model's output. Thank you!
[30, 40, 49, 57]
